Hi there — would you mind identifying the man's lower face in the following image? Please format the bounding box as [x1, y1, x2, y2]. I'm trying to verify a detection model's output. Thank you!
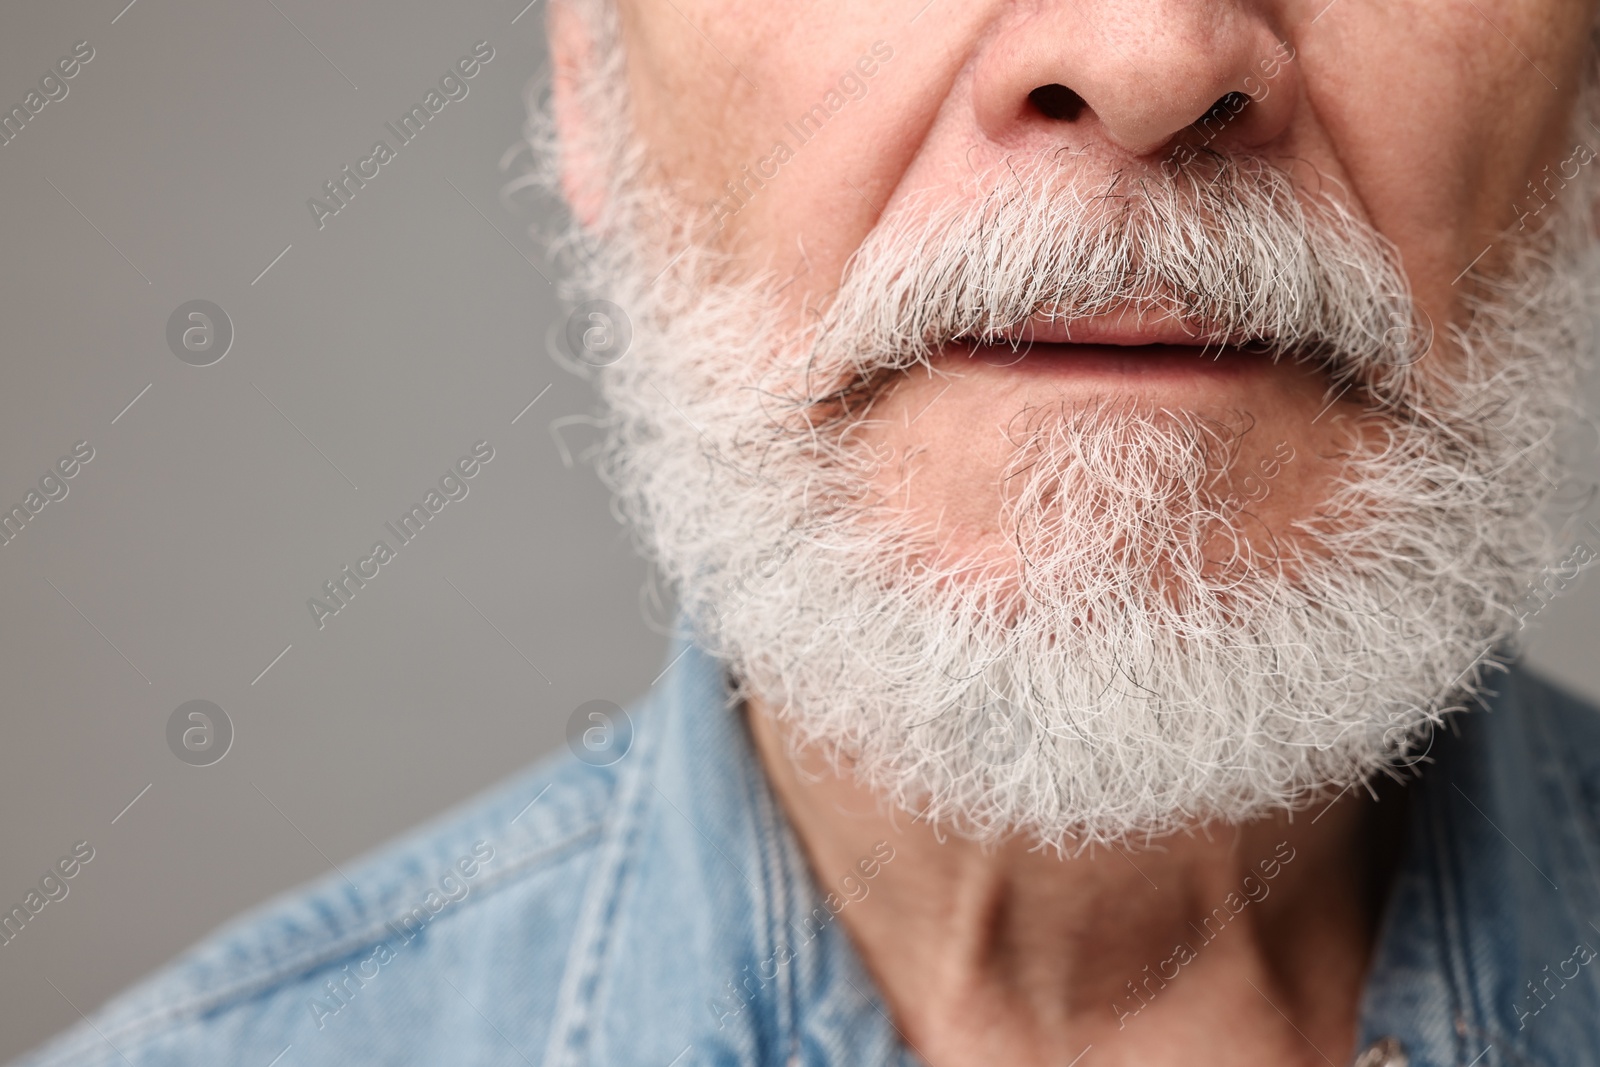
[563, 69, 1600, 851]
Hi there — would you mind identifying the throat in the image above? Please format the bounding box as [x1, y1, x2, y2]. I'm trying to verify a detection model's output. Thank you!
[743, 696, 1407, 1067]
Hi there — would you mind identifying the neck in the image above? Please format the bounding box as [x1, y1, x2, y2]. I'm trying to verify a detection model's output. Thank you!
[746, 698, 1406, 1067]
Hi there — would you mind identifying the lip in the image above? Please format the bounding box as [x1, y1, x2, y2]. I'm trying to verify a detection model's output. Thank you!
[993, 310, 1251, 348]
[938, 308, 1277, 382]
[945, 340, 1275, 380]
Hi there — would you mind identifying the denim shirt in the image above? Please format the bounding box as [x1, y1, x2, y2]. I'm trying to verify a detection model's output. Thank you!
[14, 636, 1600, 1067]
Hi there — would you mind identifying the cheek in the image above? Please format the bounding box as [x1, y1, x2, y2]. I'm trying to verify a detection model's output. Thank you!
[622, 0, 920, 275]
[1296, 0, 1594, 338]
[621, 1, 775, 213]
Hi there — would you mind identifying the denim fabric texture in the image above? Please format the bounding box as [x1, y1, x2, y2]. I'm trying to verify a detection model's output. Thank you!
[13, 634, 1600, 1066]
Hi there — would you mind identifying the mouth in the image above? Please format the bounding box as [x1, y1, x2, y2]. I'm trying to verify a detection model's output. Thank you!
[942, 310, 1280, 382]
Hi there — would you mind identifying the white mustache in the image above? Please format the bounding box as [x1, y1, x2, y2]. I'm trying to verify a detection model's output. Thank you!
[809, 153, 1428, 406]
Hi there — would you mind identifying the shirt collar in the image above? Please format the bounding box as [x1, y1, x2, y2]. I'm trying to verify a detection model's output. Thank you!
[1356, 667, 1600, 1066]
[568, 635, 1600, 1067]
[543, 632, 913, 1067]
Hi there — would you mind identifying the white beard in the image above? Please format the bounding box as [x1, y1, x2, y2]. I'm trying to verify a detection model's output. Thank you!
[531, 38, 1600, 847]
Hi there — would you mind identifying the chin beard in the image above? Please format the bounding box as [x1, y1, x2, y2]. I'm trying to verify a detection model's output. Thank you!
[526, 54, 1600, 847]
[670, 387, 1572, 850]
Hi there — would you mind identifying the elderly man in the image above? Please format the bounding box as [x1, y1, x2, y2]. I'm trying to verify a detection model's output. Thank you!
[17, 0, 1600, 1064]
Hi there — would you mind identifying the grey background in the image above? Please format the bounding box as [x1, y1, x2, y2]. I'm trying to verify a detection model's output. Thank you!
[0, 2, 668, 1060]
[0, 1, 1596, 1062]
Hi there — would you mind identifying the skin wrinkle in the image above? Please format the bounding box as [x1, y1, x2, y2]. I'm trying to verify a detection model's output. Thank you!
[533, 0, 1600, 1063]
[1310, 1, 1584, 296]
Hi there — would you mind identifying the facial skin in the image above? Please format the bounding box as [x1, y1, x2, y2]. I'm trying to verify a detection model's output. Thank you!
[562, 0, 1594, 581]
[547, 0, 1598, 1063]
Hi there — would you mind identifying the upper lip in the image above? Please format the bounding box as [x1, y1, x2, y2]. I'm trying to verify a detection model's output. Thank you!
[974, 310, 1255, 349]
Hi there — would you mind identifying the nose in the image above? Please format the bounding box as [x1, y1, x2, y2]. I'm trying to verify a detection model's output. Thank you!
[971, 0, 1299, 158]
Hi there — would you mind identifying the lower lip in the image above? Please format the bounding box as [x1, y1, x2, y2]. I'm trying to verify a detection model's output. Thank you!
[948, 342, 1275, 380]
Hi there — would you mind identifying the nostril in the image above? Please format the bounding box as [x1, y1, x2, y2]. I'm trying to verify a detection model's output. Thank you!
[1198, 91, 1250, 128]
[1028, 83, 1086, 122]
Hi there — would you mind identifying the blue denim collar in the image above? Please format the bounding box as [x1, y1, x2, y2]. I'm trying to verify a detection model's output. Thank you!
[574, 636, 1600, 1067]
[1356, 667, 1600, 1066]
[539, 634, 915, 1067]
